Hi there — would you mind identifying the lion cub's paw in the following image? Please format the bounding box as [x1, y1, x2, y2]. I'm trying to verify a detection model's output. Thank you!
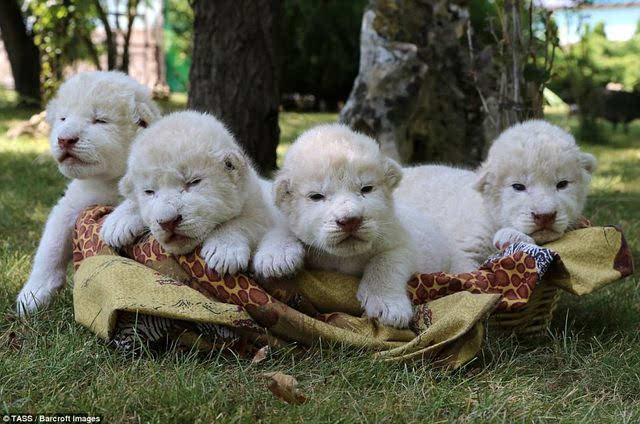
[253, 239, 305, 279]
[201, 236, 251, 275]
[101, 210, 146, 248]
[493, 227, 535, 251]
[16, 276, 62, 317]
[357, 285, 414, 328]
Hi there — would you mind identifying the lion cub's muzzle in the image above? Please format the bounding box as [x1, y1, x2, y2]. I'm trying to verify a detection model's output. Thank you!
[336, 216, 363, 234]
[531, 211, 557, 231]
[157, 215, 192, 243]
[158, 215, 182, 234]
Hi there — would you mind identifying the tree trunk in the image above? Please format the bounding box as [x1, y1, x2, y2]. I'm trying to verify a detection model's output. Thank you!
[482, 0, 553, 141]
[93, 0, 117, 70]
[188, 0, 281, 175]
[119, 0, 140, 73]
[0, 0, 41, 106]
[340, 0, 496, 166]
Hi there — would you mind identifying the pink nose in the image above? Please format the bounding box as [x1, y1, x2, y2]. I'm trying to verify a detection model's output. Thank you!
[158, 215, 182, 234]
[532, 212, 557, 229]
[58, 136, 79, 150]
[336, 216, 362, 234]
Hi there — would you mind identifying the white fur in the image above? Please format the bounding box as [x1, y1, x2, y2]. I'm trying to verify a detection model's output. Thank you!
[254, 124, 452, 328]
[102, 111, 274, 275]
[16, 71, 160, 316]
[397, 120, 597, 273]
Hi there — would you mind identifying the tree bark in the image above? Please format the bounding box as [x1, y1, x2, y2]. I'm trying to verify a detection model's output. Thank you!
[0, 0, 41, 105]
[93, 0, 117, 70]
[119, 0, 140, 72]
[188, 0, 281, 175]
[482, 0, 551, 140]
[340, 0, 496, 166]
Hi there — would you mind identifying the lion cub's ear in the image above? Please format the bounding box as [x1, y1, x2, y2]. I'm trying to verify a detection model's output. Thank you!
[579, 152, 597, 175]
[45, 97, 59, 126]
[133, 92, 161, 130]
[219, 149, 247, 182]
[383, 158, 402, 190]
[473, 168, 494, 194]
[273, 172, 292, 209]
[118, 173, 135, 198]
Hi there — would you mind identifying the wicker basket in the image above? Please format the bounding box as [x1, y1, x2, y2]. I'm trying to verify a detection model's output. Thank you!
[489, 282, 561, 335]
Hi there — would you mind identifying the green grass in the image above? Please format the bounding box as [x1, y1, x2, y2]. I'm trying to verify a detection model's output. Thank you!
[1, 95, 639, 422]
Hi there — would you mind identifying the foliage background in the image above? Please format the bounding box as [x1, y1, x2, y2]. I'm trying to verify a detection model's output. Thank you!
[550, 22, 640, 99]
[17, 0, 640, 114]
[164, 0, 192, 92]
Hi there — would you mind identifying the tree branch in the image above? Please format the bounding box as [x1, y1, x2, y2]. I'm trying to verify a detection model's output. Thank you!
[82, 34, 102, 70]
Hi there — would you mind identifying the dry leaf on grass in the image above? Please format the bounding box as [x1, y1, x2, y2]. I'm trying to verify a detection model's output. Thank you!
[251, 345, 270, 364]
[7, 332, 23, 351]
[261, 371, 307, 405]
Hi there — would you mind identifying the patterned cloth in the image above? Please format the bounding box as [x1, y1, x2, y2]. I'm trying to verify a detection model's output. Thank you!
[408, 243, 556, 312]
[72, 206, 634, 367]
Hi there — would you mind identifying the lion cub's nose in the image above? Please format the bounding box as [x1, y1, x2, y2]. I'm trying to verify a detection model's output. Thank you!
[158, 215, 183, 233]
[336, 216, 363, 233]
[58, 136, 79, 150]
[532, 212, 557, 229]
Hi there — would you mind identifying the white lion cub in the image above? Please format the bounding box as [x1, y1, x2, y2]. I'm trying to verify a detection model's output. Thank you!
[398, 120, 597, 273]
[101, 111, 273, 275]
[254, 124, 451, 328]
[16, 71, 160, 316]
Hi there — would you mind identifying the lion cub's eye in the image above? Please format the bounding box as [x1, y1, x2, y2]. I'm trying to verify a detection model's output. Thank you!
[186, 178, 202, 188]
[308, 193, 325, 201]
[361, 185, 374, 194]
[556, 180, 569, 189]
[512, 183, 526, 192]
[60, 117, 66, 122]
[93, 118, 108, 124]
[144, 189, 155, 196]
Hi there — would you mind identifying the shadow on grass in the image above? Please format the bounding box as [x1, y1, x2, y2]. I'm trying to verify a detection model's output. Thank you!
[587, 191, 640, 223]
[0, 151, 66, 250]
[0, 106, 41, 135]
[545, 111, 640, 150]
[552, 277, 640, 338]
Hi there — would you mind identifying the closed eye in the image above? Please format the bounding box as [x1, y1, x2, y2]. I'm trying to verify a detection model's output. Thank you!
[512, 183, 526, 192]
[186, 178, 202, 189]
[556, 180, 569, 189]
[93, 118, 108, 124]
[144, 189, 155, 196]
[308, 193, 325, 201]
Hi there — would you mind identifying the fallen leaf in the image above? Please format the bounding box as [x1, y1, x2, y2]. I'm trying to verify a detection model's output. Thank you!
[7, 332, 23, 351]
[465, 396, 479, 412]
[252, 345, 270, 364]
[261, 371, 307, 405]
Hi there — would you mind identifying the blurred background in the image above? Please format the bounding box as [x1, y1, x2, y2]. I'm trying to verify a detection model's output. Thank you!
[0, 0, 638, 170]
